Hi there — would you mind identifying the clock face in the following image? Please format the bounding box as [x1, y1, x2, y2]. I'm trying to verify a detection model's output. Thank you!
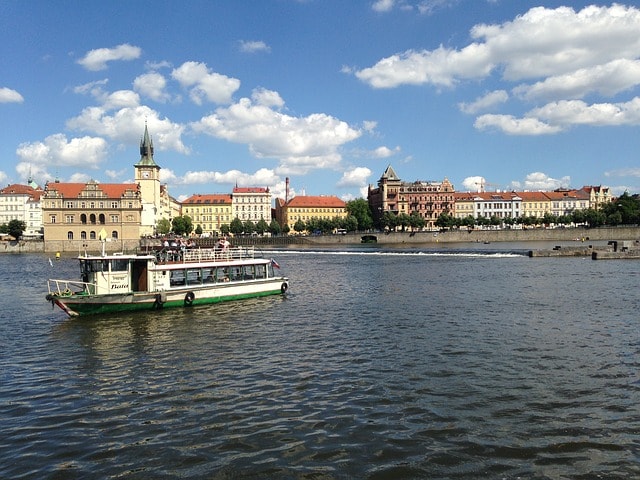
[142, 171, 150, 178]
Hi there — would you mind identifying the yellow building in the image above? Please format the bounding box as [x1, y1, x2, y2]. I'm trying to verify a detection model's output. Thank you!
[42, 180, 142, 252]
[519, 191, 552, 218]
[182, 194, 233, 236]
[276, 195, 346, 231]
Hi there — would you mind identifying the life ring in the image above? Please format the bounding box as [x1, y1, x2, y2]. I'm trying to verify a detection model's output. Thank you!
[62, 288, 72, 296]
[281, 282, 288, 294]
[184, 291, 195, 306]
[153, 293, 165, 309]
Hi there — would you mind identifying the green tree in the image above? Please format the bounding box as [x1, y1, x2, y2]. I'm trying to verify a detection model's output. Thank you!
[7, 219, 26, 239]
[171, 215, 193, 236]
[409, 211, 426, 231]
[293, 219, 306, 233]
[230, 217, 244, 235]
[255, 218, 269, 235]
[268, 219, 282, 235]
[220, 224, 230, 236]
[346, 198, 373, 231]
[157, 218, 171, 235]
[243, 220, 256, 235]
[195, 224, 203, 235]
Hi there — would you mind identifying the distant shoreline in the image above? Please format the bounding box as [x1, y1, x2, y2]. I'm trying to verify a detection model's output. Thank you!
[2, 226, 640, 254]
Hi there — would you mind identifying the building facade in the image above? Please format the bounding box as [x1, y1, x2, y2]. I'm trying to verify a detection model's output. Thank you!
[276, 195, 346, 231]
[368, 165, 455, 230]
[231, 186, 271, 223]
[182, 194, 233, 236]
[0, 180, 44, 237]
[42, 180, 142, 251]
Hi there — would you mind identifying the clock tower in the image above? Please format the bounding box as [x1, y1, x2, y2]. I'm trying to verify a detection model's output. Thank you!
[134, 124, 161, 236]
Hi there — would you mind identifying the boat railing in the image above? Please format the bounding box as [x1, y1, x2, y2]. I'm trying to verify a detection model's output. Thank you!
[179, 246, 256, 263]
[47, 279, 95, 296]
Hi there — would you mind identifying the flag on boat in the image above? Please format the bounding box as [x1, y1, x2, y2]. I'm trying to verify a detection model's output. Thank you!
[271, 258, 280, 269]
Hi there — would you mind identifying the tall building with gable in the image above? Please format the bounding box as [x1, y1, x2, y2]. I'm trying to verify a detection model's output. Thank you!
[134, 124, 162, 236]
[0, 178, 44, 238]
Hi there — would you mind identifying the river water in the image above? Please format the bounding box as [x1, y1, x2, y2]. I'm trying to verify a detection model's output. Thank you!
[1, 243, 638, 479]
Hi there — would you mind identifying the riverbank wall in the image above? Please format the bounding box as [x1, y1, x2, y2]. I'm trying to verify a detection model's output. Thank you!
[3, 226, 640, 254]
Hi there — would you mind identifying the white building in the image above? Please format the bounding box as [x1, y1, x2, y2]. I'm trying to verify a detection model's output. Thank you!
[0, 179, 44, 237]
[231, 186, 272, 223]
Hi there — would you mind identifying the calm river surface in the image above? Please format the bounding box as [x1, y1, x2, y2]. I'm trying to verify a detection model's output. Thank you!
[1, 243, 638, 479]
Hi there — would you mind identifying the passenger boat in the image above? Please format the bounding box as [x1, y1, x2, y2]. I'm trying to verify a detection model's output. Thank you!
[46, 245, 289, 316]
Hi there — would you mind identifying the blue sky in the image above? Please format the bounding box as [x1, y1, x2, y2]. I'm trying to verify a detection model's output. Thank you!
[1, 1, 639, 202]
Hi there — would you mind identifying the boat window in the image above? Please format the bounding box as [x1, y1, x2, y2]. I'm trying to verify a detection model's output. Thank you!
[170, 270, 185, 286]
[216, 268, 229, 283]
[110, 259, 128, 272]
[203, 268, 215, 284]
[243, 265, 255, 280]
[186, 268, 201, 286]
[229, 266, 242, 282]
[255, 264, 266, 279]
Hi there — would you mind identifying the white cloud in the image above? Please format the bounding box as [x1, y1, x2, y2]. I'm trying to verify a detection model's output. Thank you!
[239, 40, 271, 54]
[459, 90, 508, 114]
[66, 105, 189, 154]
[372, 145, 401, 158]
[357, 5, 640, 89]
[16, 134, 108, 168]
[337, 167, 372, 187]
[191, 92, 361, 174]
[514, 59, 640, 102]
[0, 170, 8, 184]
[171, 61, 240, 105]
[605, 168, 640, 178]
[530, 98, 640, 128]
[134, 72, 171, 103]
[509, 172, 571, 191]
[474, 114, 562, 135]
[372, 0, 395, 13]
[252, 88, 284, 108]
[0, 87, 24, 103]
[77, 43, 141, 71]
[461, 176, 485, 191]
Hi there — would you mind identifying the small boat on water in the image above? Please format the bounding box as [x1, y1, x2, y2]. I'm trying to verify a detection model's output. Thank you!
[46, 245, 289, 317]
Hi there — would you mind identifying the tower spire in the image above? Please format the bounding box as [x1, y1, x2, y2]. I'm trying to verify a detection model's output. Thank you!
[138, 122, 155, 166]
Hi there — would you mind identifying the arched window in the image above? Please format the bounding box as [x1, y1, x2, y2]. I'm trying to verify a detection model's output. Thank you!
[81, 231, 87, 240]
[81, 213, 87, 224]
[90, 231, 96, 240]
[67, 231, 74, 240]
[99, 214, 106, 224]
[90, 214, 96, 224]
[111, 231, 118, 239]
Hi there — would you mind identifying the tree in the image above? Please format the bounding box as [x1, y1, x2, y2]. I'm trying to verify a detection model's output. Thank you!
[268, 219, 282, 236]
[409, 211, 426, 231]
[243, 220, 256, 235]
[255, 219, 269, 235]
[195, 224, 203, 235]
[346, 199, 373, 231]
[171, 215, 193, 236]
[293, 219, 306, 234]
[157, 218, 171, 235]
[220, 224, 230, 236]
[7, 219, 26, 239]
[230, 217, 244, 236]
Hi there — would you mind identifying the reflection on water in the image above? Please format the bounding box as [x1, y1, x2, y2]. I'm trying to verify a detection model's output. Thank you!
[0, 250, 639, 479]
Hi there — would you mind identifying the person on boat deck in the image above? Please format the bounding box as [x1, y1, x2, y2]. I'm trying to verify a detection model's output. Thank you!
[217, 237, 231, 251]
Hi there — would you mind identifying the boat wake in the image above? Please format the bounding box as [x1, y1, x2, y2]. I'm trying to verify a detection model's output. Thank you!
[258, 249, 526, 259]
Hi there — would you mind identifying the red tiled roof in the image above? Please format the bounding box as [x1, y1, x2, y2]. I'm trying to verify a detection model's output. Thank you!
[233, 187, 269, 194]
[44, 182, 139, 198]
[287, 195, 346, 208]
[182, 193, 232, 205]
[0, 183, 41, 195]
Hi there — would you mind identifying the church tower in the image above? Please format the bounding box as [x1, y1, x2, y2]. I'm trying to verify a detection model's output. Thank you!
[134, 124, 161, 236]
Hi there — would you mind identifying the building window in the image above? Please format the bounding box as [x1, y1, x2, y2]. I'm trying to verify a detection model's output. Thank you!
[50, 215, 56, 224]
[81, 231, 87, 239]
[111, 201, 118, 208]
[65, 215, 74, 223]
[66, 201, 73, 208]
[90, 214, 96, 224]
[111, 231, 118, 239]
[90, 231, 96, 239]
[67, 231, 73, 240]
[111, 215, 119, 223]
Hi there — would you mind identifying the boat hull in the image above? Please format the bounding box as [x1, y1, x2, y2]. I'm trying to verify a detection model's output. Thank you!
[47, 279, 289, 316]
